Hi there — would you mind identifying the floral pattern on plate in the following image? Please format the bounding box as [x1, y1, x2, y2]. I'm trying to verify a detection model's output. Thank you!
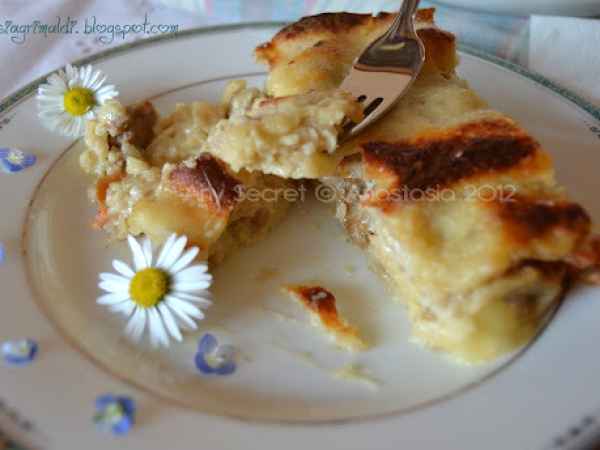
[195, 333, 237, 376]
[1, 339, 38, 366]
[0, 148, 36, 174]
[93, 394, 135, 436]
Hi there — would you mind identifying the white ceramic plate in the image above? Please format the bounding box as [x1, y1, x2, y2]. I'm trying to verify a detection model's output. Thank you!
[1, 23, 600, 450]
[434, 0, 600, 16]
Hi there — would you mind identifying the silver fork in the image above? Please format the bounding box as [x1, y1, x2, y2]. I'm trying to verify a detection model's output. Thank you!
[340, 0, 425, 139]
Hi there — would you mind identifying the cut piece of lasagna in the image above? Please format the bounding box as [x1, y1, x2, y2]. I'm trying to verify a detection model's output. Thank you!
[256, 9, 593, 362]
[205, 84, 363, 178]
[80, 93, 296, 265]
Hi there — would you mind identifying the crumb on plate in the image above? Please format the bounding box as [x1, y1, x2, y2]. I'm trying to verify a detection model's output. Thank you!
[283, 284, 368, 352]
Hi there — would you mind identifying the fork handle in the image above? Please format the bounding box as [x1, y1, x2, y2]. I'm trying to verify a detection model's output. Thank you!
[384, 0, 421, 40]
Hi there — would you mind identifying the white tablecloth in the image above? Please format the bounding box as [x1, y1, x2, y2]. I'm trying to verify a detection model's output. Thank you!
[0, 0, 210, 99]
[0, 1, 598, 109]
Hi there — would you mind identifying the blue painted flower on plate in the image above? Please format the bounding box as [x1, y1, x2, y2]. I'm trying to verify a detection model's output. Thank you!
[0, 148, 36, 173]
[195, 333, 236, 376]
[1, 339, 38, 366]
[93, 394, 135, 436]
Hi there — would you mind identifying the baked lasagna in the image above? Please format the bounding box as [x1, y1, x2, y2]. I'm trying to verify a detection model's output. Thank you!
[79, 90, 296, 264]
[255, 9, 594, 362]
[79, 8, 598, 363]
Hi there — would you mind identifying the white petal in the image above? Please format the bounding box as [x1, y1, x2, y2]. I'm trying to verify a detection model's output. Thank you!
[38, 82, 64, 92]
[156, 234, 177, 268]
[62, 120, 75, 137]
[66, 64, 78, 83]
[96, 84, 118, 101]
[99, 272, 130, 284]
[110, 300, 135, 317]
[170, 291, 212, 308]
[125, 307, 146, 341]
[128, 235, 147, 271]
[38, 110, 61, 119]
[50, 111, 67, 122]
[47, 73, 67, 90]
[91, 74, 107, 92]
[124, 311, 138, 337]
[156, 318, 169, 347]
[48, 113, 84, 138]
[172, 279, 212, 293]
[37, 100, 63, 109]
[160, 236, 187, 271]
[99, 279, 130, 294]
[77, 65, 87, 85]
[81, 65, 93, 87]
[165, 301, 198, 330]
[37, 88, 64, 99]
[86, 67, 97, 87]
[157, 303, 182, 342]
[112, 259, 135, 278]
[147, 313, 159, 347]
[38, 112, 65, 134]
[165, 295, 204, 320]
[37, 98, 64, 107]
[37, 102, 64, 111]
[37, 90, 64, 100]
[173, 265, 211, 283]
[64, 124, 77, 138]
[97, 292, 130, 305]
[148, 308, 169, 348]
[142, 236, 153, 268]
[86, 68, 102, 90]
[72, 117, 85, 137]
[93, 78, 109, 92]
[169, 247, 200, 274]
[38, 104, 64, 113]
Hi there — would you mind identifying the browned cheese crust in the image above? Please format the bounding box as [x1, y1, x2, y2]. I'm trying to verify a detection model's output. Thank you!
[167, 153, 243, 215]
[256, 9, 457, 79]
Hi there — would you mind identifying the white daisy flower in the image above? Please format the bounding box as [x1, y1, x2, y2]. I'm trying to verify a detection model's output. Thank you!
[98, 234, 213, 348]
[37, 64, 119, 137]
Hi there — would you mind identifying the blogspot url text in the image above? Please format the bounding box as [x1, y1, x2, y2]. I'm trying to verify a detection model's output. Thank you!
[0, 15, 180, 45]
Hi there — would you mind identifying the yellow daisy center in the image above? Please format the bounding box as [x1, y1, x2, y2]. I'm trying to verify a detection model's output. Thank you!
[129, 268, 169, 308]
[63, 87, 96, 116]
